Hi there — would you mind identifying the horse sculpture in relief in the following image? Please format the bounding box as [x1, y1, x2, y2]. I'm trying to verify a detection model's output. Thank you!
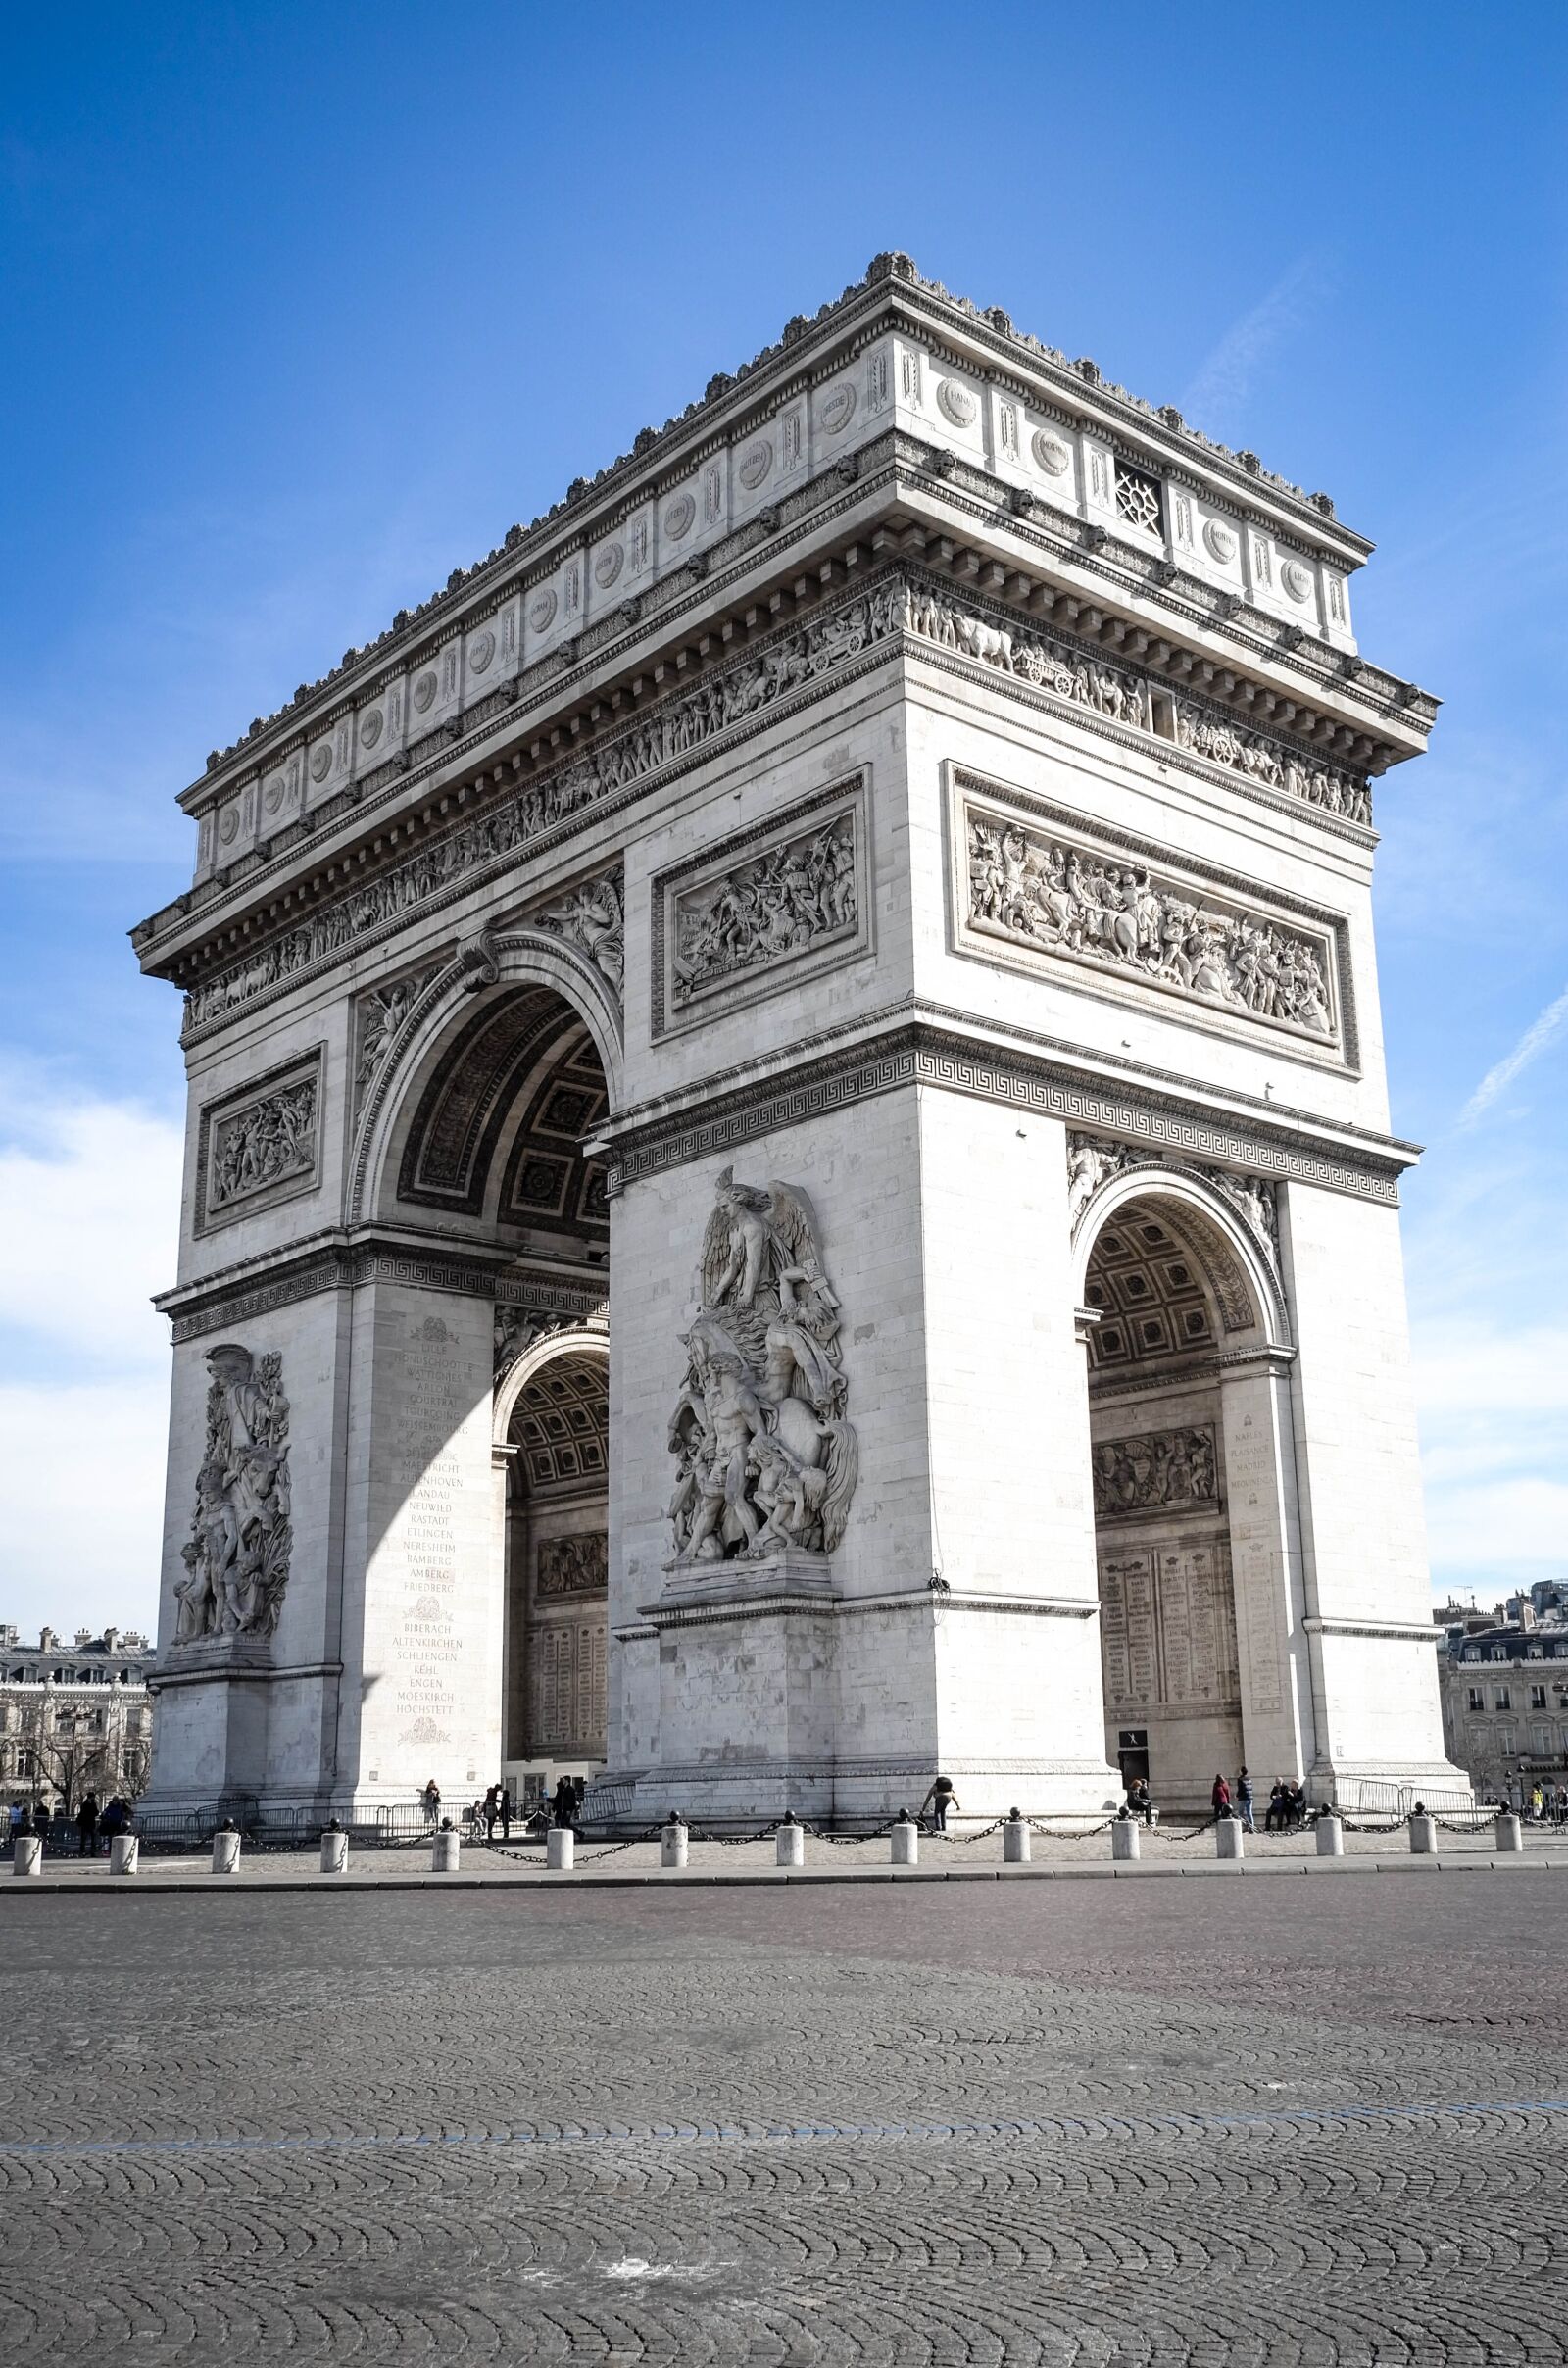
[666, 1168, 859, 1564]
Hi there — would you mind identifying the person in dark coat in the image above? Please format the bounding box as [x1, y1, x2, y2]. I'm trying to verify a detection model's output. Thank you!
[76, 1794, 100, 1856]
[1235, 1767, 1255, 1833]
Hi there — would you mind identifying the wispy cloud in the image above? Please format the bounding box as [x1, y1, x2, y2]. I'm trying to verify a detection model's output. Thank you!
[0, 1064, 179, 1634]
[1181, 255, 1327, 442]
[1457, 982, 1568, 1128]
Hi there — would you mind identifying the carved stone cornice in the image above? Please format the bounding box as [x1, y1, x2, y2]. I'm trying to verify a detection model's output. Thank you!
[156, 1228, 609, 1347]
[592, 1003, 1412, 1208]
[137, 323, 1434, 981]
[158, 554, 1396, 1046]
[173, 257, 1388, 829]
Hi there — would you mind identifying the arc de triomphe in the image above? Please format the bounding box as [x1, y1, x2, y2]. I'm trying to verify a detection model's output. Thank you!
[135, 254, 1467, 1821]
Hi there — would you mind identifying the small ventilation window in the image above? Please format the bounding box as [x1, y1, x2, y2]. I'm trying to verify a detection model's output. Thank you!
[1114, 461, 1163, 537]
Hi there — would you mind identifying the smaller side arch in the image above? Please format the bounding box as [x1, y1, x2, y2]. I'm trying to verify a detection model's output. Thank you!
[1071, 1161, 1289, 1348]
[493, 1320, 610, 1449]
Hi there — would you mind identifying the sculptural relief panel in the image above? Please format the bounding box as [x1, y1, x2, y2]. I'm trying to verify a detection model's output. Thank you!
[952, 775, 1346, 1059]
[666, 1170, 859, 1568]
[196, 1051, 323, 1233]
[172, 1342, 292, 1647]
[1092, 1426, 1218, 1521]
[652, 778, 870, 1037]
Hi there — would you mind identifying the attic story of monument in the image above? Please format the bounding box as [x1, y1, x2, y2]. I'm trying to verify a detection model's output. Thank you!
[133, 252, 1467, 1821]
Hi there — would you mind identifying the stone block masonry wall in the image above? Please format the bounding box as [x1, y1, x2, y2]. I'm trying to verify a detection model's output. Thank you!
[339, 1285, 501, 1806]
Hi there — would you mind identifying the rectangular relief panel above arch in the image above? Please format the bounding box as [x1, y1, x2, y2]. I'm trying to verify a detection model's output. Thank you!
[944, 765, 1357, 1074]
[194, 1047, 325, 1236]
[650, 772, 872, 1040]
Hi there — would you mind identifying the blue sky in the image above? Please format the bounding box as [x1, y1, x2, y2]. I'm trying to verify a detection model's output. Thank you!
[2, 4, 1564, 1634]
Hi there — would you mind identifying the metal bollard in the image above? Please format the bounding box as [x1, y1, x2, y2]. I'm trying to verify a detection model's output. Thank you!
[212, 1824, 241, 1875]
[1315, 1813, 1345, 1857]
[1494, 1810, 1524, 1853]
[1215, 1815, 1245, 1860]
[891, 1815, 919, 1867]
[110, 1834, 139, 1876]
[661, 1813, 688, 1870]
[775, 1813, 805, 1868]
[1408, 1809, 1437, 1854]
[12, 1835, 42, 1878]
[319, 1822, 349, 1875]
[1003, 1809, 1030, 1864]
[430, 1820, 461, 1873]
[1111, 1816, 1140, 1863]
[546, 1826, 574, 1871]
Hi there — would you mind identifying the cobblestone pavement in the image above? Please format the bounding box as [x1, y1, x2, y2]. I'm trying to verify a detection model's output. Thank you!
[3, 1878, 1566, 2362]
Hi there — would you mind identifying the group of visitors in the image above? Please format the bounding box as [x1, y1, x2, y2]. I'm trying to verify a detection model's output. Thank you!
[1122, 1767, 1310, 1832]
[6, 1794, 135, 1854]
[1493, 1777, 1568, 1823]
[426, 1773, 589, 1841]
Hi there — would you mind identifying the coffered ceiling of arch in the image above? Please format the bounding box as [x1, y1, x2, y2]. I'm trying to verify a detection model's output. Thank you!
[397, 989, 607, 1229]
[508, 1355, 609, 1493]
[1084, 1212, 1218, 1375]
[498, 1035, 610, 1242]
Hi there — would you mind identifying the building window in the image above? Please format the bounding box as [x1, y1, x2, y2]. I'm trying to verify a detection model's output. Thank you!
[1531, 1725, 1551, 1756]
[1467, 1687, 1485, 1712]
[1495, 1687, 1512, 1711]
[1500, 1725, 1517, 1753]
[1114, 461, 1163, 537]
[1532, 1686, 1547, 1710]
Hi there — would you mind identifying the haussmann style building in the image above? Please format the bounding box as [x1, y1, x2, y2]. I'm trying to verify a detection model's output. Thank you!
[132, 254, 1469, 1824]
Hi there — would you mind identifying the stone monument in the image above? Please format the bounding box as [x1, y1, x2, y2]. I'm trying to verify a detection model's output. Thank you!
[134, 253, 1468, 1821]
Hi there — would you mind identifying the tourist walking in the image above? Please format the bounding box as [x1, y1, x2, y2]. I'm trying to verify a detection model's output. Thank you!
[75, 1793, 100, 1857]
[1235, 1767, 1255, 1832]
[1210, 1773, 1232, 1819]
[920, 1774, 959, 1832]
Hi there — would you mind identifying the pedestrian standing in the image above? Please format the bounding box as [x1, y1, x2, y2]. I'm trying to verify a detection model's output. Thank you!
[499, 1787, 512, 1841]
[1210, 1773, 1232, 1819]
[1235, 1767, 1255, 1833]
[920, 1775, 959, 1831]
[76, 1793, 100, 1857]
[422, 1778, 441, 1828]
[482, 1784, 500, 1841]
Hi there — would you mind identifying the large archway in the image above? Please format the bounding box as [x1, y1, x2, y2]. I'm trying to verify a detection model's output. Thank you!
[1073, 1165, 1312, 1814]
[346, 936, 618, 1810]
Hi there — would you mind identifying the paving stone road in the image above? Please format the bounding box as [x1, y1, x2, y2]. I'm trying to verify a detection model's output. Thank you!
[3, 1877, 1565, 2363]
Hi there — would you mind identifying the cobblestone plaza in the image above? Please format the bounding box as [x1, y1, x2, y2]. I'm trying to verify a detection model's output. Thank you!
[4, 1873, 1566, 2362]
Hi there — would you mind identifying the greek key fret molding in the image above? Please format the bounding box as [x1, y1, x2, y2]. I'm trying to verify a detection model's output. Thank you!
[194, 1049, 323, 1236]
[602, 1015, 1403, 1208]
[952, 768, 1353, 1070]
[1067, 1133, 1283, 1293]
[162, 1230, 608, 1346]
[652, 775, 870, 1038]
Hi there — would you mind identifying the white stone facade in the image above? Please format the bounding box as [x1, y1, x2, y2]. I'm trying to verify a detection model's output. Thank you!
[134, 254, 1466, 1821]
